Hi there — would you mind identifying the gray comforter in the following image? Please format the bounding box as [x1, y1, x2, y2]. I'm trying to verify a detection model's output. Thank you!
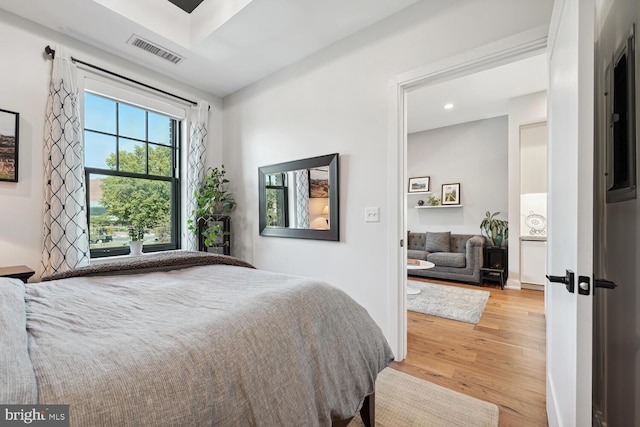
[1, 254, 393, 426]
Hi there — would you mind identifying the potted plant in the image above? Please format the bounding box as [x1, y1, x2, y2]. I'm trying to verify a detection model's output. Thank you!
[480, 211, 509, 247]
[128, 225, 145, 255]
[188, 165, 236, 250]
[427, 195, 441, 206]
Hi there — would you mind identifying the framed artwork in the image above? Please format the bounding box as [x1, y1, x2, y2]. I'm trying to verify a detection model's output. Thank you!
[0, 109, 19, 182]
[408, 176, 430, 193]
[309, 166, 329, 198]
[441, 183, 461, 205]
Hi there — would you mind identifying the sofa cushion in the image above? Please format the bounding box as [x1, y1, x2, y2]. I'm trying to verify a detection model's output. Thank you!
[407, 250, 429, 261]
[427, 252, 466, 268]
[450, 234, 474, 253]
[425, 231, 451, 253]
[408, 233, 426, 250]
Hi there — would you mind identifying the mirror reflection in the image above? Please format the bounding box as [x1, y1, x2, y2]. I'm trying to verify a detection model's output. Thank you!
[265, 167, 330, 230]
[259, 154, 339, 241]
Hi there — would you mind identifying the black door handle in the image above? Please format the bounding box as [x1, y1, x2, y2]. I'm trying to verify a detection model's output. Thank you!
[594, 278, 617, 289]
[546, 270, 575, 293]
[546, 274, 569, 284]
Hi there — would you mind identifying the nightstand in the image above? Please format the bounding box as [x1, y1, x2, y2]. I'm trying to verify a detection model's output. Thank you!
[0, 265, 35, 283]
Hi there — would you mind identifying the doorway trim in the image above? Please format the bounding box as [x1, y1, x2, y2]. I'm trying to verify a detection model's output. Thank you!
[387, 25, 548, 360]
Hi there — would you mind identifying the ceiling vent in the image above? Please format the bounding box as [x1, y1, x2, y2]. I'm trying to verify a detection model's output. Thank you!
[127, 35, 184, 65]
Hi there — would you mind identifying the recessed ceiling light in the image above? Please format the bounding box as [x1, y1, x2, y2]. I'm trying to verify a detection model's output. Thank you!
[444, 103, 454, 110]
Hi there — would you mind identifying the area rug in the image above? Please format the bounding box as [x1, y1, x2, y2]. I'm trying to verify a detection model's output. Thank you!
[348, 368, 499, 427]
[407, 280, 489, 324]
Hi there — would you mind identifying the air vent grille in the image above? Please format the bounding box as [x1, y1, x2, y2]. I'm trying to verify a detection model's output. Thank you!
[127, 35, 183, 64]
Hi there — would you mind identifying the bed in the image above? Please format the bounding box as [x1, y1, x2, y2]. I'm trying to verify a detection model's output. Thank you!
[1, 251, 393, 426]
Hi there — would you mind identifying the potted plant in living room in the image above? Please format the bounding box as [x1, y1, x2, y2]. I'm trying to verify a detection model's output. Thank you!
[188, 165, 237, 253]
[128, 225, 145, 255]
[480, 211, 509, 247]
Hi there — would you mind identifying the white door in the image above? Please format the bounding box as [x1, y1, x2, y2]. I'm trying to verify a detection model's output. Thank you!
[546, 0, 594, 426]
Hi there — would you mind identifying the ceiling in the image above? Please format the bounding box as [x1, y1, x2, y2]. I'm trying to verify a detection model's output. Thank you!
[0, 0, 421, 97]
[1, 0, 547, 127]
[407, 53, 548, 134]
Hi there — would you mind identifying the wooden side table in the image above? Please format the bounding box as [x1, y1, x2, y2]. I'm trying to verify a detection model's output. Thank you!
[0, 265, 35, 283]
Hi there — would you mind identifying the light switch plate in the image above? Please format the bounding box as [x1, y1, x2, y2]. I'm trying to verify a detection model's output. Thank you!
[365, 207, 380, 222]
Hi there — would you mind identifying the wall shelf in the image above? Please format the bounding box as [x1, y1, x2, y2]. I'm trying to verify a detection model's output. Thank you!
[406, 191, 432, 195]
[414, 205, 463, 209]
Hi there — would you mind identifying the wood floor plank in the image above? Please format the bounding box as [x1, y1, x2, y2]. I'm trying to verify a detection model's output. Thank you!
[393, 277, 548, 426]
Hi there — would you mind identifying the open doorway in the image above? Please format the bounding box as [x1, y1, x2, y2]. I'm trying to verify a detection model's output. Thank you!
[388, 28, 550, 359]
[388, 28, 550, 426]
[404, 53, 547, 290]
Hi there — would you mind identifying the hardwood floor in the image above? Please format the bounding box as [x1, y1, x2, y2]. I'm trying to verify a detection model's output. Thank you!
[392, 277, 547, 427]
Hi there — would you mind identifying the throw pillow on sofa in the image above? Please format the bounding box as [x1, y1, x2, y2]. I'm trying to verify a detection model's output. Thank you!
[408, 232, 426, 250]
[424, 231, 451, 252]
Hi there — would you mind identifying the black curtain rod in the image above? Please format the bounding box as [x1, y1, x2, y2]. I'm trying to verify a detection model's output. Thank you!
[44, 45, 199, 107]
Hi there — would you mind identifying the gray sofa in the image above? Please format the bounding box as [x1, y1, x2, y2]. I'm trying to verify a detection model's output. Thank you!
[407, 231, 485, 284]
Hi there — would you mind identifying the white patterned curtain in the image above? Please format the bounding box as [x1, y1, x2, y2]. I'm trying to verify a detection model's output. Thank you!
[295, 170, 310, 228]
[42, 47, 89, 275]
[186, 101, 209, 251]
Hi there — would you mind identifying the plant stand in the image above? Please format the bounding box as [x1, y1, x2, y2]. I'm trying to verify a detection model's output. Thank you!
[198, 216, 231, 255]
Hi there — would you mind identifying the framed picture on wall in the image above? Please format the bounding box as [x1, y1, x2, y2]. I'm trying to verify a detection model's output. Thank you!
[441, 183, 460, 205]
[0, 109, 19, 183]
[309, 166, 329, 198]
[408, 176, 430, 193]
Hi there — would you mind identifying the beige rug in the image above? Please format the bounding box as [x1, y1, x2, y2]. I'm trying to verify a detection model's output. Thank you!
[348, 368, 499, 427]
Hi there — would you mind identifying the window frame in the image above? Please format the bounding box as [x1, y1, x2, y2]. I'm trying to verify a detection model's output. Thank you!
[81, 75, 186, 258]
[264, 172, 290, 228]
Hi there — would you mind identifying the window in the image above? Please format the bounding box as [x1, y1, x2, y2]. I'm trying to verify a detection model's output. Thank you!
[265, 172, 289, 227]
[84, 92, 181, 257]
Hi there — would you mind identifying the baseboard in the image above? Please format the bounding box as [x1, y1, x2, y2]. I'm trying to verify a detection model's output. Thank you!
[521, 283, 544, 291]
[504, 278, 521, 290]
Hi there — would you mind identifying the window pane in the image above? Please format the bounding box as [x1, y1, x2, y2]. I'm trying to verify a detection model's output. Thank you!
[84, 93, 116, 133]
[119, 138, 146, 174]
[85, 131, 117, 169]
[266, 173, 285, 186]
[148, 112, 171, 145]
[118, 103, 146, 140]
[88, 174, 173, 249]
[148, 144, 172, 176]
[88, 174, 128, 250]
[266, 188, 286, 227]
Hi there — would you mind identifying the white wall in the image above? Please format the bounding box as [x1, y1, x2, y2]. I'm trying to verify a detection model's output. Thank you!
[507, 91, 547, 288]
[0, 11, 222, 277]
[223, 0, 554, 349]
[407, 117, 508, 235]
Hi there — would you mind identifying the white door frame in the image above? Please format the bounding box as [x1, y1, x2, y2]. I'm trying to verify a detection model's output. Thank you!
[387, 26, 548, 360]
